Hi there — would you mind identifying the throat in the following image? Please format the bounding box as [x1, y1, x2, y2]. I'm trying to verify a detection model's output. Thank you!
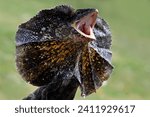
[78, 22, 91, 35]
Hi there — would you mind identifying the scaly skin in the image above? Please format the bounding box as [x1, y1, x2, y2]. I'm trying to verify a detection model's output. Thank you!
[16, 5, 113, 99]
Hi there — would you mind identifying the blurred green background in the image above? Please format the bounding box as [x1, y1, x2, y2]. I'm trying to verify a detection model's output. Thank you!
[0, 0, 150, 100]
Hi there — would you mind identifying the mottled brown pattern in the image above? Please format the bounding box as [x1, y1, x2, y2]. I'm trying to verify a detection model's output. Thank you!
[79, 46, 96, 96]
[16, 40, 83, 86]
[89, 47, 113, 81]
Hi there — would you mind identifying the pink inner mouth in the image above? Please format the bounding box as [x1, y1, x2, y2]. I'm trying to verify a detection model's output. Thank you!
[75, 11, 98, 39]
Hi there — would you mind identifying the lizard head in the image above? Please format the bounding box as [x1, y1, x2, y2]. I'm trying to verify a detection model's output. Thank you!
[16, 5, 98, 45]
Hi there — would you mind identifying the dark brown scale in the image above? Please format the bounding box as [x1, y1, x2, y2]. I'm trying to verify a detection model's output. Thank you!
[16, 40, 83, 86]
[79, 46, 96, 96]
[89, 47, 113, 82]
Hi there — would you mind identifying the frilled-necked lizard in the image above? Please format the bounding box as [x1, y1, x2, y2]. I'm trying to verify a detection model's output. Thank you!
[15, 5, 113, 100]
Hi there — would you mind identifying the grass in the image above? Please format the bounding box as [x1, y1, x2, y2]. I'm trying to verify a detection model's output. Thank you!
[0, 0, 150, 99]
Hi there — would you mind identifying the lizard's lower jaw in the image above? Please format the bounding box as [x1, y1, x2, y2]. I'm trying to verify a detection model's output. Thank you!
[73, 10, 98, 41]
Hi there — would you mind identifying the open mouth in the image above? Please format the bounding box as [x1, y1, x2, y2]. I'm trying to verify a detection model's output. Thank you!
[73, 10, 98, 40]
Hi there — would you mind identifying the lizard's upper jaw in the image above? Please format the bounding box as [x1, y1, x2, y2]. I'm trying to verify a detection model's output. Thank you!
[72, 10, 98, 41]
